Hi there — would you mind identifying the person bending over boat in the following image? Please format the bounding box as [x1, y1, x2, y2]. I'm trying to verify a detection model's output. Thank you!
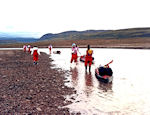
[85, 45, 93, 72]
[31, 46, 40, 65]
[70, 43, 79, 63]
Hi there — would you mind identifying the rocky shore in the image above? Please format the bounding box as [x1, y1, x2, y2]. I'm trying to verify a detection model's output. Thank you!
[0, 50, 78, 114]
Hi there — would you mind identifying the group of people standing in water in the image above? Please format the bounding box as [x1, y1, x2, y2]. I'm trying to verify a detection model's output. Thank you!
[23, 43, 93, 72]
[71, 43, 93, 72]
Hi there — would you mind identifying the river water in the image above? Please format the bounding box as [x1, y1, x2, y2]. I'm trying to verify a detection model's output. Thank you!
[41, 48, 150, 115]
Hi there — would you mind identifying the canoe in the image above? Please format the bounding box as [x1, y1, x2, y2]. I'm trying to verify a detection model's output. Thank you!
[53, 51, 61, 54]
[80, 55, 94, 64]
[95, 67, 113, 83]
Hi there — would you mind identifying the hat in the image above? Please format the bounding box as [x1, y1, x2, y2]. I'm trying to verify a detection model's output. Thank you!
[88, 49, 93, 55]
[72, 43, 76, 47]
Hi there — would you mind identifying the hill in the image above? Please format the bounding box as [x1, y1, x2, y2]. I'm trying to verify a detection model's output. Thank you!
[0, 38, 38, 44]
[40, 30, 109, 40]
[0, 32, 39, 44]
[40, 28, 150, 40]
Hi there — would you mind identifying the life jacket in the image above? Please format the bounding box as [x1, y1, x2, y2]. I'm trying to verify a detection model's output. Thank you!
[33, 50, 38, 55]
[86, 49, 93, 57]
[72, 47, 78, 54]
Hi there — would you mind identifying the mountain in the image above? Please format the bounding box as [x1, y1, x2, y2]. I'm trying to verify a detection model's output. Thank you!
[0, 39, 17, 44]
[0, 32, 39, 44]
[0, 37, 38, 44]
[40, 28, 150, 40]
[40, 30, 109, 40]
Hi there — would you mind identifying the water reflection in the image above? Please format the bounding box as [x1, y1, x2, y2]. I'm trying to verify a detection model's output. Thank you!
[84, 72, 93, 97]
[70, 66, 78, 86]
[98, 82, 112, 93]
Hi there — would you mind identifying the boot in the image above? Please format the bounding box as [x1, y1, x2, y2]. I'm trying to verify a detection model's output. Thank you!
[89, 66, 91, 73]
[85, 66, 87, 72]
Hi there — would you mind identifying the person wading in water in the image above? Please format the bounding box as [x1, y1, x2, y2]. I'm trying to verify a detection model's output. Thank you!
[85, 45, 93, 73]
[71, 43, 79, 63]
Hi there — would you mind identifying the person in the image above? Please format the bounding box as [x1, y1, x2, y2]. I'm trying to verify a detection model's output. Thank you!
[27, 45, 31, 53]
[31, 46, 40, 65]
[85, 45, 93, 72]
[23, 45, 27, 52]
[70, 43, 79, 63]
[48, 44, 52, 54]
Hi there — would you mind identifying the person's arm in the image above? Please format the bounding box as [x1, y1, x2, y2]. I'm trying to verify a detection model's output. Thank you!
[38, 50, 40, 55]
[77, 47, 81, 55]
[31, 50, 33, 55]
[71, 48, 74, 53]
[31, 47, 35, 55]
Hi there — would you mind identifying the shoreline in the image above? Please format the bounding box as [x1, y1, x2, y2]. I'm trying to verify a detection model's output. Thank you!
[0, 45, 150, 49]
[0, 50, 78, 114]
[1, 38, 150, 49]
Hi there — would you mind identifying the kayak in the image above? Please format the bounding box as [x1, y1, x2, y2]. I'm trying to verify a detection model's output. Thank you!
[95, 66, 113, 83]
[80, 55, 94, 64]
[53, 51, 61, 54]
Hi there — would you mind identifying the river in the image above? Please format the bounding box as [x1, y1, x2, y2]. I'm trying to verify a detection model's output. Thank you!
[41, 48, 150, 115]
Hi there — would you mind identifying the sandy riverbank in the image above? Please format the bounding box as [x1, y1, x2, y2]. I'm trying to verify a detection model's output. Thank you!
[1, 38, 150, 49]
[0, 50, 79, 114]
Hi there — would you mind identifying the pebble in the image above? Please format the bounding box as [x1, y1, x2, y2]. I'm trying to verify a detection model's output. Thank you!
[36, 107, 42, 111]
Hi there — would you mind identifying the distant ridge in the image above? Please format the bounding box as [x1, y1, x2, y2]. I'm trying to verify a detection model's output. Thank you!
[0, 37, 38, 44]
[40, 30, 109, 40]
[40, 28, 150, 40]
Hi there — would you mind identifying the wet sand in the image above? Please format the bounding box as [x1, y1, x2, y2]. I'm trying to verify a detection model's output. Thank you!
[0, 50, 79, 114]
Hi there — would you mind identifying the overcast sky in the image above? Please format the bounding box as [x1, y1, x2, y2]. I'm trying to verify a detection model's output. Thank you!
[0, 0, 150, 37]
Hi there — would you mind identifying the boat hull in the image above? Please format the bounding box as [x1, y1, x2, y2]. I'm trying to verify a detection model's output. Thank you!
[95, 68, 113, 83]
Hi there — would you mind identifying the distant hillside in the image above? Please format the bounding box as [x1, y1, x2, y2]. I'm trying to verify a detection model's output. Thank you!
[0, 37, 38, 44]
[40, 30, 109, 40]
[0, 32, 39, 44]
[0, 39, 17, 44]
[40, 28, 150, 40]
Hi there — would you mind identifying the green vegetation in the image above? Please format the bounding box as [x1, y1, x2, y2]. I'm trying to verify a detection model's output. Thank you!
[40, 28, 150, 40]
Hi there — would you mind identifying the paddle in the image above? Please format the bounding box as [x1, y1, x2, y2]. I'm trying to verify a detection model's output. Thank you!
[104, 60, 113, 67]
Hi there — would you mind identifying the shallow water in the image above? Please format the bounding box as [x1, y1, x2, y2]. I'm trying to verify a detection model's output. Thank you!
[41, 48, 150, 115]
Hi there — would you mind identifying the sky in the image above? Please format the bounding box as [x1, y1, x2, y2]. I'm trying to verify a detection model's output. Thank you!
[0, 0, 150, 37]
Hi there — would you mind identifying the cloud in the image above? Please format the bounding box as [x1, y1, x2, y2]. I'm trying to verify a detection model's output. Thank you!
[0, 0, 150, 37]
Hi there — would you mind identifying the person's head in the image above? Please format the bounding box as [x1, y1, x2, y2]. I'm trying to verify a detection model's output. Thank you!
[87, 45, 90, 50]
[72, 43, 76, 47]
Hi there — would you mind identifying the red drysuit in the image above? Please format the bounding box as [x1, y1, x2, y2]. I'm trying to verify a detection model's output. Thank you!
[23, 45, 27, 52]
[71, 47, 78, 63]
[48, 45, 52, 53]
[28, 45, 31, 53]
[85, 50, 93, 66]
[31, 47, 40, 62]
